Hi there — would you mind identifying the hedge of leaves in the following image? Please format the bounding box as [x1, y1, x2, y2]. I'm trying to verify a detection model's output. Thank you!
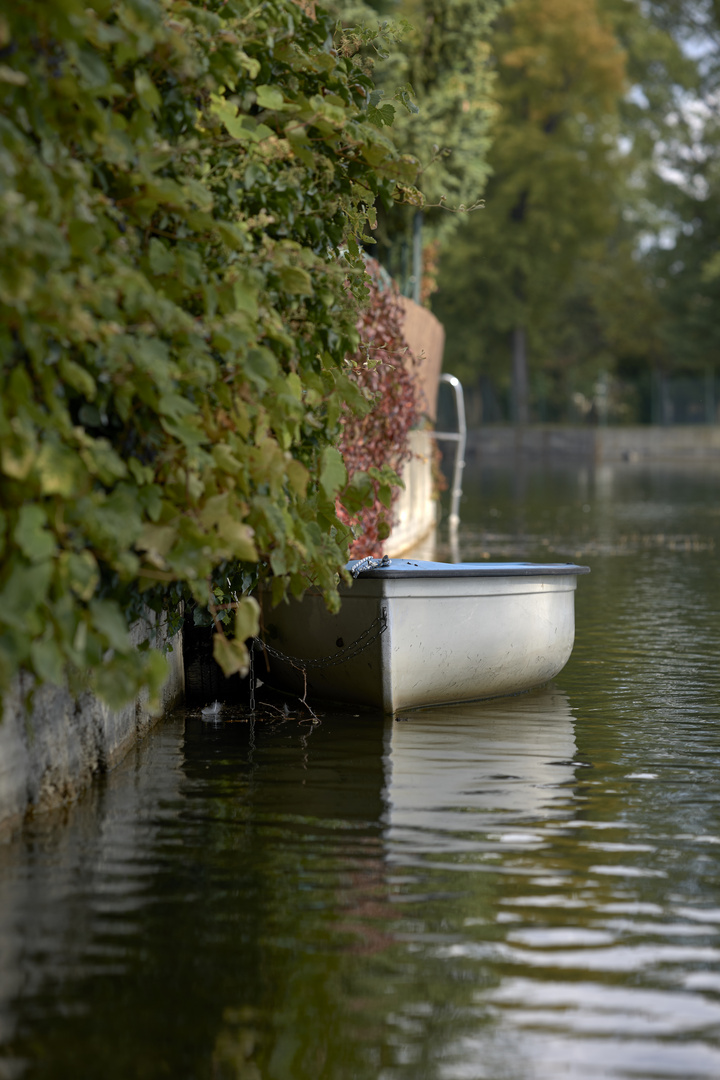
[0, 0, 419, 709]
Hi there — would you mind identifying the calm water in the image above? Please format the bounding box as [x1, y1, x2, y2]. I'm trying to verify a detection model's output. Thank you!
[1, 461, 720, 1080]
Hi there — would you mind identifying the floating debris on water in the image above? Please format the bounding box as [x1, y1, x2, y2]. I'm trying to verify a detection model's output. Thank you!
[201, 701, 224, 721]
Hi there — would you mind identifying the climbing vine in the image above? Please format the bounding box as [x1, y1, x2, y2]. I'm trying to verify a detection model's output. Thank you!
[337, 259, 422, 557]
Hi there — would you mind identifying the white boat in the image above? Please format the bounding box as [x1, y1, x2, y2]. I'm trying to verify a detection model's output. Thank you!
[256, 558, 589, 714]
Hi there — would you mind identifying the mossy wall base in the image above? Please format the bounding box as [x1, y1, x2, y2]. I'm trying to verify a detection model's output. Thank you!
[0, 615, 184, 831]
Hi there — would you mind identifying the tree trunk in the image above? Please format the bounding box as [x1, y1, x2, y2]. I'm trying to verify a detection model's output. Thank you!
[511, 325, 529, 424]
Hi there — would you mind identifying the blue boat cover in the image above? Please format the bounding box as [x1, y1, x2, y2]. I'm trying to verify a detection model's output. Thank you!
[348, 559, 590, 579]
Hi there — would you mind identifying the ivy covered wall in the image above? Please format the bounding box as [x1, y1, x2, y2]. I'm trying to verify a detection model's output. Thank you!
[0, 0, 418, 710]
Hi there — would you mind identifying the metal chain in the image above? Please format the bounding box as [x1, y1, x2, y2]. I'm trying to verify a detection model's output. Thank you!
[252, 608, 387, 671]
[249, 635, 256, 712]
[351, 554, 390, 578]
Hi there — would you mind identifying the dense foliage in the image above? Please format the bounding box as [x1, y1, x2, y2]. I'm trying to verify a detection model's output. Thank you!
[336, 0, 501, 293]
[0, 0, 419, 706]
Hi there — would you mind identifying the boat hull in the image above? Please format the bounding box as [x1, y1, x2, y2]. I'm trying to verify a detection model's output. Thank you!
[258, 561, 588, 714]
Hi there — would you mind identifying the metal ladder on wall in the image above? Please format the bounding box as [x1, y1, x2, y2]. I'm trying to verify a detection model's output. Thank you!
[433, 373, 467, 534]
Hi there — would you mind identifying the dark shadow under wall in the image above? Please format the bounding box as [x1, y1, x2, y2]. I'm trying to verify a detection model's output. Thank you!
[182, 611, 249, 707]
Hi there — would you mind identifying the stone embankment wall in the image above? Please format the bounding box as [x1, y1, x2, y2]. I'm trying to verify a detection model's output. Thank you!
[466, 425, 720, 463]
[0, 613, 184, 831]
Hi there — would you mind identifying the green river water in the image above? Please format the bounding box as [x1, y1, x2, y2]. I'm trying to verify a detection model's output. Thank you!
[1, 460, 720, 1079]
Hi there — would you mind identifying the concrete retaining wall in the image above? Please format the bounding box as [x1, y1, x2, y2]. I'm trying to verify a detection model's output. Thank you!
[399, 296, 445, 423]
[384, 298, 446, 556]
[0, 612, 184, 831]
[387, 429, 437, 557]
[596, 425, 720, 462]
[467, 425, 720, 463]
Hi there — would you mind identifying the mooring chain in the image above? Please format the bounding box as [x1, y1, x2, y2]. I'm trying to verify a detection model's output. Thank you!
[252, 608, 387, 671]
[351, 554, 391, 578]
[249, 635, 256, 713]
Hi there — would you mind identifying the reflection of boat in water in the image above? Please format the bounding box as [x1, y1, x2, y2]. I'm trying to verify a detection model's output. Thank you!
[259, 559, 589, 714]
[385, 687, 578, 848]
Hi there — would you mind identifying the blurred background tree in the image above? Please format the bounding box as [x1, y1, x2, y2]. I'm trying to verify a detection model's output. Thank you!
[432, 0, 712, 423]
[641, 0, 720, 400]
[340, 0, 719, 424]
[433, 0, 628, 421]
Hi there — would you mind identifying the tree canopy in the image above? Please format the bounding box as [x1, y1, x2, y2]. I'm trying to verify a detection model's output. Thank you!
[433, 0, 628, 416]
[432, 0, 719, 422]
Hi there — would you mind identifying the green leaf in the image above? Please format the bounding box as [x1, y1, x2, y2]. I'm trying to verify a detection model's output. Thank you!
[93, 660, 139, 709]
[210, 95, 252, 140]
[286, 458, 309, 496]
[255, 84, 286, 111]
[136, 523, 176, 562]
[2, 441, 35, 481]
[0, 559, 53, 630]
[394, 83, 419, 115]
[59, 550, 99, 602]
[342, 470, 373, 513]
[59, 358, 97, 400]
[134, 71, 161, 114]
[215, 517, 257, 561]
[89, 599, 130, 651]
[69, 221, 103, 259]
[157, 393, 197, 420]
[286, 372, 303, 401]
[234, 596, 259, 642]
[143, 648, 171, 713]
[77, 48, 109, 87]
[377, 482, 393, 509]
[319, 446, 347, 499]
[271, 574, 286, 607]
[82, 438, 128, 482]
[368, 102, 395, 128]
[13, 505, 56, 562]
[245, 347, 278, 385]
[36, 443, 85, 497]
[216, 222, 247, 251]
[233, 278, 259, 316]
[269, 548, 287, 576]
[212, 444, 244, 476]
[148, 238, 175, 275]
[30, 637, 65, 686]
[278, 266, 313, 295]
[361, 142, 390, 167]
[213, 633, 250, 677]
